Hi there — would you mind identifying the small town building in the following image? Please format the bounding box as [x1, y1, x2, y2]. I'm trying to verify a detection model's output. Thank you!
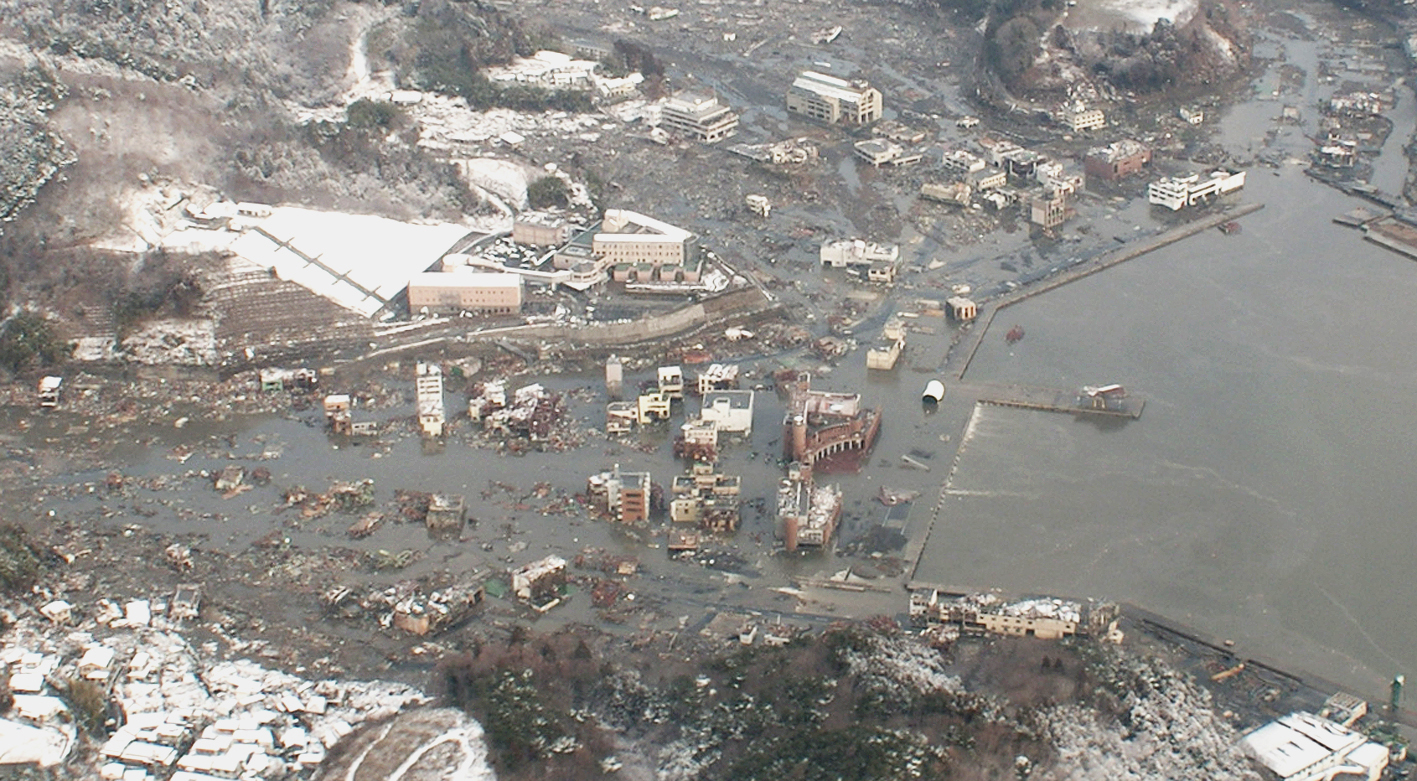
[700, 390, 754, 434]
[37, 376, 61, 408]
[605, 354, 623, 399]
[745, 194, 771, 217]
[1029, 192, 1071, 230]
[657, 365, 685, 399]
[669, 462, 741, 532]
[786, 70, 882, 125]
[1062, 106, 1106, 132]
[594, 210, 700, 276]
[852, 139, 921, 167]
[660, 93, 740, 143]
[637, 391, 672, 424]
[323, 394, 352, 435]
[971, 168, 1007, 191]
[866, 336, 903, 370]
[947, 296, 978, 322]
[941, 149, 986, 174]
[407, 272, 523, 314]
[674, 417, 719, 462]
[1178, 106, 1204, 124]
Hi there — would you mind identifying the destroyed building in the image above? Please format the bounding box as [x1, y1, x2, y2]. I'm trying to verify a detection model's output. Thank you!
[674, 417, 719, 462]
[694, 363, 739, 395]
[323, 394, 352, 435]
[425, 494, 465, 532]
[670, 462, 742, 532]
[657, 365, 685, 400]
[481, 383, 562, 440]
[909, 592, 1121, 641]
[777, 462, 841, 552]
[510, 555, 567, 608]
[1240, 712, 1390, 781]
[606, 401, 638, 435]
[781, 373, 882, 466]
[587, 465, 652, 522]
[866, 318, 906, 371]
[1084, 140, 1153, 182]
[512, 212, 576, 247]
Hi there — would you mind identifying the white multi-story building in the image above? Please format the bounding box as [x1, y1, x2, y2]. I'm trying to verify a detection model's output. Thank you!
[1147, 170, 1246, 210]
[786, 71, 882, 125]
[700, 390, 754, 434]
[660, 93, 740, 143]
[1063, 106, 1106, 132]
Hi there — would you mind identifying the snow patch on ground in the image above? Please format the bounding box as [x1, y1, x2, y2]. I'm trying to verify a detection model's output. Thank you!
[1039, 654, 1259, 781]
[843, 632, 964, 698]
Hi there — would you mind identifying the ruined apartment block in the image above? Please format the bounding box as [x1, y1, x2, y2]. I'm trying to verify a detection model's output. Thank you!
[511, 555, 567, 608]
[909, 591, 1121, 642]
[415, 362, 444, 438]
[670, 462, 742, 532]
[657, 365, 685, 400]
[866, 317, 906, 371]
[694, 363, 739, 395]
[425, 494, 465, 532]
[674, 417, 719, 462]
[777, 461, 842, 552]
[587, 465, 652, 522]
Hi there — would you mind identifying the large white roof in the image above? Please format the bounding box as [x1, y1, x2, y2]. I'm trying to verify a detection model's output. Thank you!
[408, 271, 522, 289]
[1241, 712, 1367, 779]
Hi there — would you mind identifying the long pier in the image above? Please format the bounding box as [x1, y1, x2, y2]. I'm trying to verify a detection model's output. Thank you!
[971, 382, 1143, 419]
[948, 202, 1267, 380]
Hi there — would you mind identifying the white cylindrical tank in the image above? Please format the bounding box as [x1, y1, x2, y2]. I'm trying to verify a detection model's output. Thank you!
[922, 380, 945, 402]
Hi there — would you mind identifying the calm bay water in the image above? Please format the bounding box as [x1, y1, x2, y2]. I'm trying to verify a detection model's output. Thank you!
[914, 167, 1417, 695]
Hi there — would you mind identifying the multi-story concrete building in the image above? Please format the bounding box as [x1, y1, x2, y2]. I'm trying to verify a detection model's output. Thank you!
[512, 212, 576, 247]
[786, 70, 882, 125]
[1084, 140, 1153, 182]
[700, 390, 754, 434]
[415, 361, 445, 438]
[587, 465, 651, 522]
[594, 209, 700, 278]
[820, 239, 899, 268]
[781, 373, 881, 466]
[1063, 106, 1106, 132]
[407, 272, 523, 314]
[660, 93, 740, 143]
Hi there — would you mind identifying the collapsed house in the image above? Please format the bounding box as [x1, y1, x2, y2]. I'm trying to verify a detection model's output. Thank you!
[469, 382, 563, 440]
[511, 555, 567, 609]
